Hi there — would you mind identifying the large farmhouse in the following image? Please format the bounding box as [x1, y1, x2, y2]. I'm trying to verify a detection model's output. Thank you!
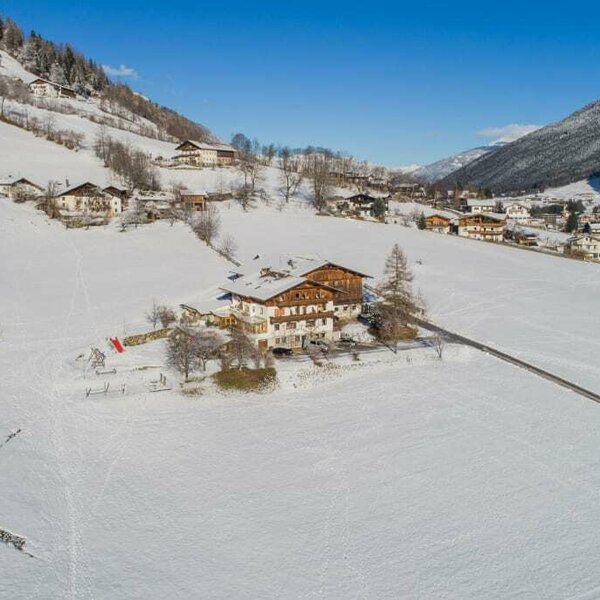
[28, 78, 77, 99]
[214, 258, 370, 350]
[56, 182, 122, 216]
[173, 140, 237, 167]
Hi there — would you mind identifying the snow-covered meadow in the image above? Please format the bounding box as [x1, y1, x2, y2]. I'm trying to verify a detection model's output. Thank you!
[4, 43, 600, 599]
[2, 196, 600, 598]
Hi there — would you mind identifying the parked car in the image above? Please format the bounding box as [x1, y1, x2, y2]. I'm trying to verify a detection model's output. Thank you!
[272, 347, 293, 357]
[306, 340, 329, 353]
[338, 337, 356, 347]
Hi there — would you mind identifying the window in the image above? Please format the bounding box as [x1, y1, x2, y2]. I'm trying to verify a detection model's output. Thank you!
[322, 319, 327, 325]
[288, 322, 297, 330]
[274, 324, 280, 331]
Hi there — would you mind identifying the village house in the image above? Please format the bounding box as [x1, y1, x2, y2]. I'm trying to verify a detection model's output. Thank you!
[173, 140, 237, 167]
[55, 182, 122, 216]
[566, 234, 600, 260]
[504, 202, 531, 222]
[458, 213, 506, 242]
[466, 199, 496, 214]
[180, 189, 207, 212]
[134, 196, 173, 221]
[424, 214, 452, 234]
[514, 231, 538, 246]
[335, 193, 388, 218]
[582, 223, 600, 235]
[103, 186, 129, 210]
[28, 78, 77, 99]
[0, 177, 43, 199]
[578, 212, 600, 226]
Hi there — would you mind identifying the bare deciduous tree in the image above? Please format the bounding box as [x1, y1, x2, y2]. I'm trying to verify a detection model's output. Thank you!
[158, 306, 176, 329]
[191, 204, 221, 246]
[0, 77, 7, 118]
[37, 181, 61, 219]
[278, 147, 303, 204]
[305, 153, 332, 211]
[432, 334, 445, 359]
[146, 300, 162, 330]
[224, 326, 256, 369]
[195, 329, 225, 371]
[237, 160, 263, 210]
[166, 327, 221, 381]
[219, 233, 238, 262]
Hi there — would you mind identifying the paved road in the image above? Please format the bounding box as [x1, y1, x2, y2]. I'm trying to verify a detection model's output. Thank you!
[416, 318, 600, 405]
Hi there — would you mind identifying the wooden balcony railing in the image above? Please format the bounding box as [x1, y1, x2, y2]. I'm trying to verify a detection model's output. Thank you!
[270, 311, 334, 324]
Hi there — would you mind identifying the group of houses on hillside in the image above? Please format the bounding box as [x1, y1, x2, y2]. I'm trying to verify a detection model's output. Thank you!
[423, 213, 506, 243]
[181, 257, 370, 351]
[0, 174, 229, 224]
[0, 176, 128, 218]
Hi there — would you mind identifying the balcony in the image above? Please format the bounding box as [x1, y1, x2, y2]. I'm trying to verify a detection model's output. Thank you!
[270, 311, 334, 324]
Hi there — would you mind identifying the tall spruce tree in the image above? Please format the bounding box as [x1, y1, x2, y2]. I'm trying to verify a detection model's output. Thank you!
[376, 244, 421, 351]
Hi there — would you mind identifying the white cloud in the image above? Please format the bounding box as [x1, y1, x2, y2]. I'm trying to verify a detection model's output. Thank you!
[102, 64, 138, 78]
[477, 123, 541, 143]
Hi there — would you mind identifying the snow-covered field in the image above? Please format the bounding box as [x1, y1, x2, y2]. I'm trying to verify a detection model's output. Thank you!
[3, 198, 600, 598]
[4, 46, 600, 600]
[218, 203, 600, 391]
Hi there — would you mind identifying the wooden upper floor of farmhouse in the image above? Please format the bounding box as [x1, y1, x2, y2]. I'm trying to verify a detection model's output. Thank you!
[222, 257, 371, 307]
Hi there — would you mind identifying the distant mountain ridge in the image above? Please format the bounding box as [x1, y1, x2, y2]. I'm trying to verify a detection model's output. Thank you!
[442, 100, 600, 194]
[413, 145, 498, 182]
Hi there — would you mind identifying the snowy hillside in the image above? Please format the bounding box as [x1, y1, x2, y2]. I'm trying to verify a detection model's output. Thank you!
[507, 175, 600, 203]
[3, 199, 600, 597]
[444, 100, 600, 193]
[413, 145, 496, 182]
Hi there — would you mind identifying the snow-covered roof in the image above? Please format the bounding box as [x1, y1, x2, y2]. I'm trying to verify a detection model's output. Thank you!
[29, 77, 76, 93]
[176, 140, 236, 152]
[56, 182, 103, 197]
[220, 271, 309, 302]
[0, 177, 42, 188]
[235, 255, 370, 280]
[459, 212, 506, 222]
[180, 189, 208, 197]
[466, 199, 496, 207]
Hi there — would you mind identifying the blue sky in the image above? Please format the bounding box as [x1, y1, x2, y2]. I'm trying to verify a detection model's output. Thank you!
[4, 1, 600, 165]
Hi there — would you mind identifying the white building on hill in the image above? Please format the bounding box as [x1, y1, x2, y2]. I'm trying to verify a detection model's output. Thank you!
[55, 182, 122, 217]
[566, 234, 600, 261]
[504, 202, 531, 222]
[28, 78, 76, 99]
[173, 140, 237, 167]
[0, 177, 43, 199]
